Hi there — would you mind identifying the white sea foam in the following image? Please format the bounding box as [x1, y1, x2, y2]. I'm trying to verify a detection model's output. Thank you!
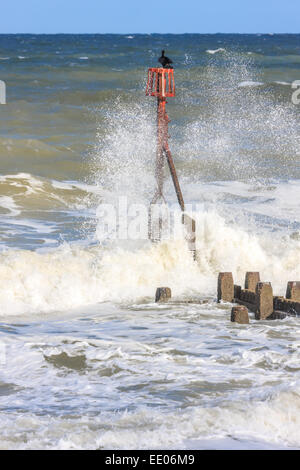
[206, 48, 226, 54]
[0, 295, 300, 449]
[0, 196, 20, 217]
[274, 81, 290, 86]
[238, 80, 264, 87]
[0, 208, 300, 315]
[0, 387, 299, 449]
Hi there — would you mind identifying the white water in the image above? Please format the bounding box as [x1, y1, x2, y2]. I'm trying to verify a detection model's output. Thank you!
[1, 179, 300, 449]
[1, 297, 300, 449]
[1, 48, 300, 449]
[0, 202, 299, 316]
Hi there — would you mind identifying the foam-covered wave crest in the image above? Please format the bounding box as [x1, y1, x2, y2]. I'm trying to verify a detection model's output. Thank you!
[1, 387, 299, 449]
[0, 173, 93, 213]
[1, 211, 300, 315]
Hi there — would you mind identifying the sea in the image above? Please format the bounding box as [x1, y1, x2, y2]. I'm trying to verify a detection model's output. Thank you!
[0, 33, 300, 449]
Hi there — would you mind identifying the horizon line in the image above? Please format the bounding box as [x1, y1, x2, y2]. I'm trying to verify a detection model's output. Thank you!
[0, 32, 299, 35]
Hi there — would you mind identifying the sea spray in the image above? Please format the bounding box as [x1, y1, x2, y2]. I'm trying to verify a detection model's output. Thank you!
[0, 210, 300, 315]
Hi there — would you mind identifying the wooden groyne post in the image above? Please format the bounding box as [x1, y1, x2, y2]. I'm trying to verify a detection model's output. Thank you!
[155, 287, 172, 303]
[218, 271, 300, 320]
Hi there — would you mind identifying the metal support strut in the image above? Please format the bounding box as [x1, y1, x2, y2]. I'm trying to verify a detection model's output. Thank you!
[146, 67, 196, 257]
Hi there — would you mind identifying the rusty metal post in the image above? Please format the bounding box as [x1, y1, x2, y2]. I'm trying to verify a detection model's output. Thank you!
[146, 67, 196, 256]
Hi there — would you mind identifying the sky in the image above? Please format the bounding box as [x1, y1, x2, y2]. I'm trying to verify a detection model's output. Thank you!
[1, 0, 299, 34]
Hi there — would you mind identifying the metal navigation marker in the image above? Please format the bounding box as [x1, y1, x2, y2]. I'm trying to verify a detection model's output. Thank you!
[146, 66, 196, 258]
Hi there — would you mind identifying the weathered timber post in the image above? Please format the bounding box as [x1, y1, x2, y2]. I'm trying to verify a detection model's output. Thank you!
[286, 282, 300, 301]
[231, 306, 249, 324]
[218, 272, 234, 303]
[234, 284, 241, 299]
[245, 272, 260, 291]
[255, 282, 273, 320]
[155, 287, 172, 303]
[274, 295, 300, 317]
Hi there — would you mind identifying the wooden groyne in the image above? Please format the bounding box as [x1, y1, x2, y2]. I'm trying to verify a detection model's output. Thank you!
[218, 272, 300, 321]
[154, 272, 300, 324]
[155, 287, 209, 306]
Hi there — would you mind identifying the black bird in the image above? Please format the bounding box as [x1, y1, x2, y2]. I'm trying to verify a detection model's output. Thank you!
[158, 50, 173, 69]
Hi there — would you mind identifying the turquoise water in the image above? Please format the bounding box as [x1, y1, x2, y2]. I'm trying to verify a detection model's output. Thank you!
[0, 34, 300, 449]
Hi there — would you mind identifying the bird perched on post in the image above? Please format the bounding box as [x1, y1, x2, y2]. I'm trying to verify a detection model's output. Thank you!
[158, 50, 173, 68]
